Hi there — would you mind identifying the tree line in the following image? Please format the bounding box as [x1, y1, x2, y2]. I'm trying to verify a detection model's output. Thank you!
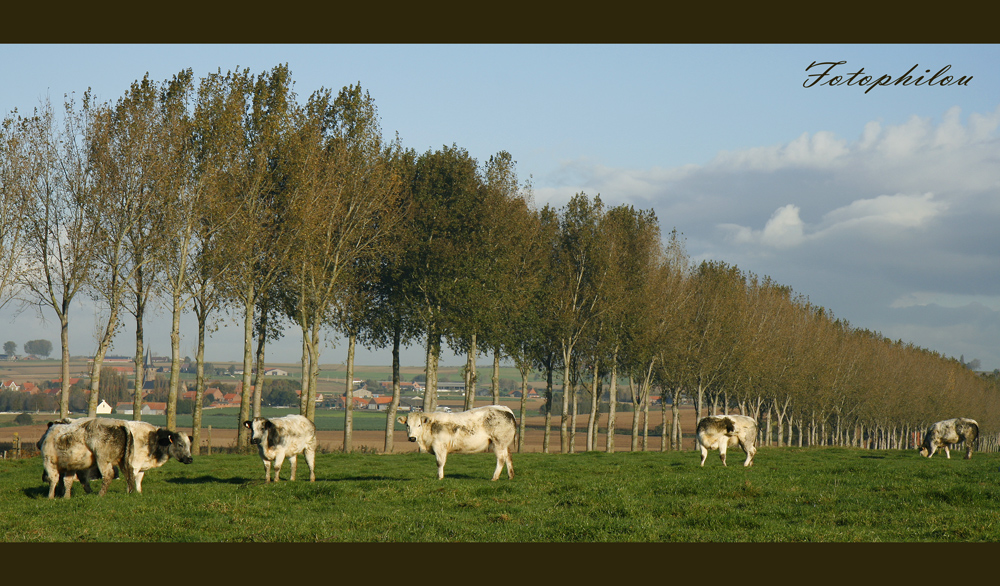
[1, 65, 996, 454]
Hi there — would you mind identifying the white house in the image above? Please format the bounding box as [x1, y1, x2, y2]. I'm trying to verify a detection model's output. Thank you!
[96, 400, 112, 414]
[264, 368, 289, 376]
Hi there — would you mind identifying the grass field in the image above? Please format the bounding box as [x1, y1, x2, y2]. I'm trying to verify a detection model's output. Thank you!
[3, 446, 1000, 542]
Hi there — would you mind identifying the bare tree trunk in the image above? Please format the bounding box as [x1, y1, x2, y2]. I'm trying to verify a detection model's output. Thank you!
[299, 324, 310, 417]
[586, 362, 599, 452]
[629, 377, 640, 451]
[344, 333, 356, 452]
[59, 314, 71, 418]
[642, 391, 650, 451]
[384, 326, 402, 453]
[569, 370, 578, 454]
[543, 366, 553, 453]
[166, 290, 184, 430]
[87, 302, 123, 417]
[463, 333, 477, 411]
[694, 381, 705, 424]
[671, 387, 682, 451]
[606, 355, 619, 453]
[423, 327, 440, 413]
[191, 311, 207, 456]
[306, 323, 321, 421]
[236, 286, 255, 449]
[560, 345, 573, 453]
[660, 391, 669, 452]
[517, 365, 528, 453]
[132, 284, 146, 421]
[251, 303, 268, 420]
[491, 346, 500, 405]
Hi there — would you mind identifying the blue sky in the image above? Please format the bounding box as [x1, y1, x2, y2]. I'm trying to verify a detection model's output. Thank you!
[3, 44, 999, 370]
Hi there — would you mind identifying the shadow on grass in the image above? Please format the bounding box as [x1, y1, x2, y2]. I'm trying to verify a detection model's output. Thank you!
[166, 475, 252, 485]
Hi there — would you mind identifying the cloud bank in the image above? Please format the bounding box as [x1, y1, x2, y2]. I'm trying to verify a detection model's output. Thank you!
[536, 105, 1000, 370]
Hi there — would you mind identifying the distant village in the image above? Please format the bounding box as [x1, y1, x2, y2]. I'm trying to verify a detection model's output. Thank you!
[0, 351, 543, 416]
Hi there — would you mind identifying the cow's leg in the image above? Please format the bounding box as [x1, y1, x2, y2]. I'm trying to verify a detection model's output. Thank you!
[741, 442, 755, 467]
[943, 445, 951, 459]
[505, 449, 514, 480]
[305, 446, 316, 482]
[262, 459, 273, 482]
[272, 452, 286, 482]
[491, 447, 505, 481]
[965, 444, 974, 460]
[133, 470, 145, 494]
[62, 473, 75, 500]
[45, 463, 60, 499]
[699, 444, 709, 467]
[288, 454, 297, 481]
[79, 470, 94, 494]
[96, 460, 116, 496]
[435, 450, 448, 480]
[719, 442, 728, 467]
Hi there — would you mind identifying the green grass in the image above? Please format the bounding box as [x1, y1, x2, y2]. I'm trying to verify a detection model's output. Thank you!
[4, 447, 1000, 542]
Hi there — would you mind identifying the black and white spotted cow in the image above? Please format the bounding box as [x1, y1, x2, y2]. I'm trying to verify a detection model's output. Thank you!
[243, 414, 317, 482]
[121, 420, 194, 493]
[918, 418, 979, 460]
[396, 404, 516, 480]
[38, 417, 132, 499]
[696, 414, 758, 467]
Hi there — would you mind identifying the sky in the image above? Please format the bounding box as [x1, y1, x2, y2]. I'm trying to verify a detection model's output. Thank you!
[2, 44, 998, 371]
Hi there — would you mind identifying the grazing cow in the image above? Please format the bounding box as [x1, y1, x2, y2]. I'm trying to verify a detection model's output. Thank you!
[696, 414, 758, 467]
[38, 417, 132, 499]
[243, 415, 317, 482]
[396, 404, 516, 480]
[121, 420, 194, 493]
[37, 418, 118, 496]
[918, 418, 979, 460]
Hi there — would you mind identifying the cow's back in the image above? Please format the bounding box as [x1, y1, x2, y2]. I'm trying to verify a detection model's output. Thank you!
[269, 414, 317, 455]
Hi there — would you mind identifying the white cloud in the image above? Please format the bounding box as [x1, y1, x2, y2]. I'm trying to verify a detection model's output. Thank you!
[890, 292, 1000, 312]
[709, 130, 849, 171]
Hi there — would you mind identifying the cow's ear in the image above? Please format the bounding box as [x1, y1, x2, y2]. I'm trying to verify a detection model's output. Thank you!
[156, 429, 172, 446]
[188, 435, 194, 444]
[243, 420, 252, 429]
[396, 416, 406, 425]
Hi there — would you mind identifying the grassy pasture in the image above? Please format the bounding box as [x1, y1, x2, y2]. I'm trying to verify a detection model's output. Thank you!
[3, 447, 1000, 542]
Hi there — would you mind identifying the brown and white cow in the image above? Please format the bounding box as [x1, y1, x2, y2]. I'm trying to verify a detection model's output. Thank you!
[39, 417, 132, 499]
[243, 415, 317, 482]
[397, 405, 516, 480]
[918, 418, 979, 460]
[696, 414, 758, 467]
[121, 420, 194, 493]
[37, 418, 118, 496]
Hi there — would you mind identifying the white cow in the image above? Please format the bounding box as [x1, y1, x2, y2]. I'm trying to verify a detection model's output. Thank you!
[243, 415, 317, 482]
[397, 404, 516, 480]
[919, 418, 979, 460]
[121, 420, 194, 493]
[696, 414, 758, 467]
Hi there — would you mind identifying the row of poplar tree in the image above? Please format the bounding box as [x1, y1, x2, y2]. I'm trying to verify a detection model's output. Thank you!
[1, 65, 996, 455]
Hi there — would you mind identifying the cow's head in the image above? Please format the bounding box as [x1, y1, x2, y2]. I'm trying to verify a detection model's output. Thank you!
[917, 445, 931, 457]
[244, 418, 277, 447]
[396, 413, 426, 443]
[156, 428, 194, 464]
